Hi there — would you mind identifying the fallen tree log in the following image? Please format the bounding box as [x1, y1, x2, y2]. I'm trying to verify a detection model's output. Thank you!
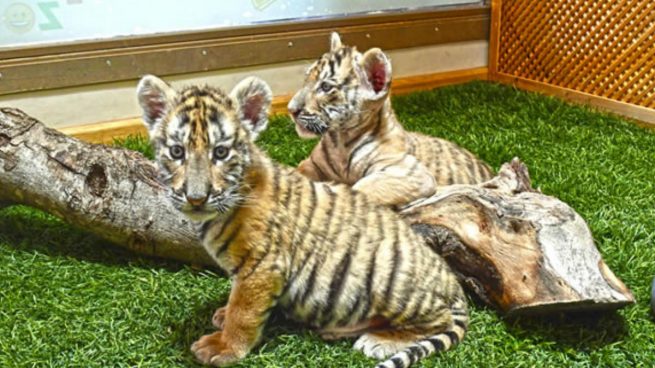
[0, 108, 212, 266]
[0, 107, 634, 315]
[402, 159, 635, 315]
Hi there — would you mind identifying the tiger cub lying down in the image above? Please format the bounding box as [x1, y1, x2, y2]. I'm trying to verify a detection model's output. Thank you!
[289, 33, 494, 208]
[137, 75, 468, 368]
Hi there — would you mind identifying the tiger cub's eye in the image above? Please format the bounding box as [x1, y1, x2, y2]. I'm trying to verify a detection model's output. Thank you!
[213, 146, 229, 160]
[319, 81, 332, 93]
[169, 145, 185, 160]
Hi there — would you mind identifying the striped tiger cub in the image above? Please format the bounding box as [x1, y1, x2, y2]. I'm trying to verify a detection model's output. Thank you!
[289, 33, 494, 208]
[137, 75, 468, 368]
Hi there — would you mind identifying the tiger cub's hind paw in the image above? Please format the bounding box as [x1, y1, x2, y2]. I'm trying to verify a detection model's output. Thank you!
[353, 332, 414, 360]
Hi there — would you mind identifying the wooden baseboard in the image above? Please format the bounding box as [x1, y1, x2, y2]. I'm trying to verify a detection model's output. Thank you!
[492, 73, 655, 128]
[60, 67, 488, 144]
[392, 67, 488, 95]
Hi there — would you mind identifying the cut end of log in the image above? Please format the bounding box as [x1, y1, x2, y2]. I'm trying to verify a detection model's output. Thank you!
[598, 260, 634, 301]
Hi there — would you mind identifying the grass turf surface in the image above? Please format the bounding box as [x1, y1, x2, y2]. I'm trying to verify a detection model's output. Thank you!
[1, 81, 654, 367]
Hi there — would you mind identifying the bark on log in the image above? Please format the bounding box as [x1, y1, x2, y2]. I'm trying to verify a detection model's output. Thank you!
[401, 159, 635, 315]
[0, 108, 212, 266]
[0, 108, 634, 315]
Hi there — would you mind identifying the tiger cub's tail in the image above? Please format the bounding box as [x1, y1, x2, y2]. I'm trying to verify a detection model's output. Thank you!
[375, 299, 468, 368]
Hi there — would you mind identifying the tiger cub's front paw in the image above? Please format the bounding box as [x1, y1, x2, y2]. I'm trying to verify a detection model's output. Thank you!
[190, 331, 240, 366]
[212, 307, 227, 330]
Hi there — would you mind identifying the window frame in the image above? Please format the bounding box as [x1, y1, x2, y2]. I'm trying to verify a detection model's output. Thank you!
[0, 4, 489, 96]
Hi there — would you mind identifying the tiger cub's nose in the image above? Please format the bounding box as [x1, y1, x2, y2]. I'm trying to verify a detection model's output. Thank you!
[289, 105, 301, 118]
[288, 98, 303, 118]
[186, 194, 208, 207]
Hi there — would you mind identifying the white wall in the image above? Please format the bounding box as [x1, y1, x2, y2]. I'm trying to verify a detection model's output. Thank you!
[0, 40, 488, 128]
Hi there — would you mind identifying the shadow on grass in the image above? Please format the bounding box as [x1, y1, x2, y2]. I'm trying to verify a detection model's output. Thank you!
[0, 204, 197, 273]
[0, 205, 633, 361]
[504, 310, 629, 351]
[168, 301, 220, 366]
[169, 300, 314, 366]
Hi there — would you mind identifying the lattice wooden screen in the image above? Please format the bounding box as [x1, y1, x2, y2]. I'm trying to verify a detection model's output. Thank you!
[489, 0, 655, 124]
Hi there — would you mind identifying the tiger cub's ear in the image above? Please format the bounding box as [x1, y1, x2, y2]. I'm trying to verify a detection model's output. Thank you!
[357, 48, 392, 101]
[136, 74, 177, 136]
[330, 32, 342, 51]
[230, 76, 272, 141]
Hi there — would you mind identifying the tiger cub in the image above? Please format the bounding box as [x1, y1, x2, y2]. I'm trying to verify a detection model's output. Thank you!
[289, 33, 494, 208]
[137, 75, 468, 368]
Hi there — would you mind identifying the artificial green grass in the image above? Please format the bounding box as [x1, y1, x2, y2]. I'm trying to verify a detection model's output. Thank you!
[1, 81, 654, 367]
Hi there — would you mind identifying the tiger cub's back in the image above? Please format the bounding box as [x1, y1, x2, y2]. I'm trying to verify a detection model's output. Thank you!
[250, 167, 469, 368]
[407, 131, 494, 186]
[272, 174, 465, 330]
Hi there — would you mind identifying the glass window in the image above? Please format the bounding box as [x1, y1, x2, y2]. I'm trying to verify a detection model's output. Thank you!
[1, 0, 481, 49]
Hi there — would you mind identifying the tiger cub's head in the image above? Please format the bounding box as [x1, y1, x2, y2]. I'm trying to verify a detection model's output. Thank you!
[288, 32, 392, 138]
[136, 75, 272, 221]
